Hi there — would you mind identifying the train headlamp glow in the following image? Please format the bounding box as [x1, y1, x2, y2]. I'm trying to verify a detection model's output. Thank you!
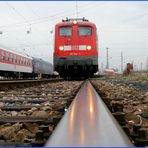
[87, 45, 92, 50]
[73, 20, 77, 24]
[59, 46, 64, 51]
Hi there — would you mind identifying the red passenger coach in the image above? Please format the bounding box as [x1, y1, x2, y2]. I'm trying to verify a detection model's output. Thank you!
[54, 18, 98, 78]
[0, 47, 33, 78]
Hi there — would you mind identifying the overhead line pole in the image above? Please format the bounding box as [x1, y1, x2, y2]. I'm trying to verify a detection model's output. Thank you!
[146, 57, 148, 72]
[106, 47, 109, 69]
[121, 51, 123, 73]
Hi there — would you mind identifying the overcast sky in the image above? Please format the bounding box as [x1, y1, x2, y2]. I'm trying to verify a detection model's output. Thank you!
[0, 1, 148, 71]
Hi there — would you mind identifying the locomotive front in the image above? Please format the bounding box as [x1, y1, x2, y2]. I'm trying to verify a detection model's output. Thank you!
[54, 18, 98, 78]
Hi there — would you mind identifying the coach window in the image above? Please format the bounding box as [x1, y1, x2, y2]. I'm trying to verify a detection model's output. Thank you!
[78, 26, 92, 36]
[24, 59, 25, 65]
[16, 56, 17, 63]
[14, 55, 17, 63]
[10, 53, 12, 62]
[1, 51, 4, 60]
[16, 57, 18, 63]
[59, 27, 72, 36]
[17, 57, 19, 64]
[6, 52, 9, 61]
[21, 58, 23, 64]
[24, 59, 26, 65]
[22, 58, 24, 65]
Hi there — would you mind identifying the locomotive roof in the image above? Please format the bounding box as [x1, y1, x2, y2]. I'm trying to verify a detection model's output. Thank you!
[0, 46, 32, 59]
[56, 21, 96, 27]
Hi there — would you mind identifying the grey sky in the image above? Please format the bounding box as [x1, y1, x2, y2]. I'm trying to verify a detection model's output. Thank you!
[0, 1, 148, 71]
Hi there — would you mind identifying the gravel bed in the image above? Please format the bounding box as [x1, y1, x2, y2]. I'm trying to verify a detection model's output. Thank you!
[0, 80, 83, 146]
[91, 79, 148, 146]
[106, 79, 148, 92]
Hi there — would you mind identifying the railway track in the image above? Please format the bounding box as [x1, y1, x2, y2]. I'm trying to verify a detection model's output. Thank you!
[0, 79, 62, 91]
[45, 80, 133, 146]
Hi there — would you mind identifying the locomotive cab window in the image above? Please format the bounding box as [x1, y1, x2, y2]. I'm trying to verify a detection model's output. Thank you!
[59, 27, 72, 36]
[78, 26, 92, 36]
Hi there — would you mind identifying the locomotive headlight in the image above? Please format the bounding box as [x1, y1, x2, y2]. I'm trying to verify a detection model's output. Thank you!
[87, 45, 92, 50]
[73, 20, 77, 24]
[59, 46, 64, 51]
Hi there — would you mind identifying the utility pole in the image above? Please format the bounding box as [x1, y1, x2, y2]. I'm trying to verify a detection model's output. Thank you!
[146, 57, 148, 72]
[121, 51, 123, 73]
[106, 47, 109, 69]
[140, 62, 143, 72]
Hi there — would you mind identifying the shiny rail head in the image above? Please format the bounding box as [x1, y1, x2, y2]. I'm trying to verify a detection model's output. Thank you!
[45, 80, 133, 147]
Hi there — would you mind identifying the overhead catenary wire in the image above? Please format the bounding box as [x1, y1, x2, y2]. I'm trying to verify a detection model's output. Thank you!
[1, 2, 147, 33]
[6, 2, 26, 20]
[1, 2, 147, 31]
[4, 2, 52, 49]
[23, 3, 54, 44]
[0, 2, 96, 29]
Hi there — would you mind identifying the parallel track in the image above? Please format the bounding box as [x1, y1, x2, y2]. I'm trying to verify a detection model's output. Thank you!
[0, 79, 63, 90]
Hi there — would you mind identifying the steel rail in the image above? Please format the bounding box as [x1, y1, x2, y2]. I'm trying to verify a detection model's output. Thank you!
[0, 78, 63, 90]
[45, 80, 133, 146]
[0, 78, 62, 84]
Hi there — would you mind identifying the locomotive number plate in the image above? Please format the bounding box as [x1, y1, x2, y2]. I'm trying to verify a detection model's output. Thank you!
[72, 46, 79, 50]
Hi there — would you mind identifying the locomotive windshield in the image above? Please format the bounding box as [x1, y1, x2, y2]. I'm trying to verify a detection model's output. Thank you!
[78, 26, 92, 36]
[59, 27, 72, 36]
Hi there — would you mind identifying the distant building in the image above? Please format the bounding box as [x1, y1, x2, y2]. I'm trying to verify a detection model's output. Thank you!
[104, 69, 115, 76]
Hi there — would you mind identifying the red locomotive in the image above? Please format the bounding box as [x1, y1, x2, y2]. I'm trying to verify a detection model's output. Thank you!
[54, 17, 98, 78]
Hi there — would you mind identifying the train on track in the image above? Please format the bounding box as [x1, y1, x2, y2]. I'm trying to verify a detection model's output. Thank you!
[54, 17, 98, 78]
[0, 47, 53, 79]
